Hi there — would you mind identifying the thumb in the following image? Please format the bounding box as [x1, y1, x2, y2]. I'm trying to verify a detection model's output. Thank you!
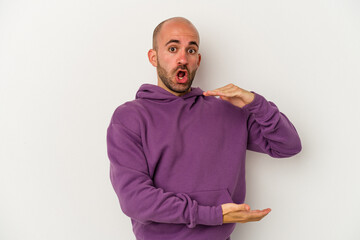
[220, 96, 229, 101]
[221, 203, 251, 215]
[237, 203, 250, 211]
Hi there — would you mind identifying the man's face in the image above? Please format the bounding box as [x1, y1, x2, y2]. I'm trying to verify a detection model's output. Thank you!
[149, 20, 201, 96]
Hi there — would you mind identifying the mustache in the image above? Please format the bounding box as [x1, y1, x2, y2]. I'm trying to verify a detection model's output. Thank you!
[174, 65, 189, 73]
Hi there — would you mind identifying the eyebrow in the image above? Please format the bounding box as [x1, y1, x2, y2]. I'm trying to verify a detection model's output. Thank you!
[165, 39, 199, 48]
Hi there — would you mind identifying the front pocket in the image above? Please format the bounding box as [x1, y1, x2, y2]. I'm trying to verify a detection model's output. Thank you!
[186, 188, 233, 206]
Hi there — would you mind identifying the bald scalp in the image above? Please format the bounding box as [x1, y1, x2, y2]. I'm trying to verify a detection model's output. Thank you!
[152, 17, 199, 50]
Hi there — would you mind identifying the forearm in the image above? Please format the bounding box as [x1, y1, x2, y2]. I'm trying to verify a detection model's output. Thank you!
[110, 163, 223, 227]
[107, 123, 223, 227]
[244, 93, 302, 157]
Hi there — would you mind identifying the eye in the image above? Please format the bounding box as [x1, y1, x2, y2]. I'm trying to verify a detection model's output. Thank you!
[188, 48, 197, 54]
[169, 47, 177, 52]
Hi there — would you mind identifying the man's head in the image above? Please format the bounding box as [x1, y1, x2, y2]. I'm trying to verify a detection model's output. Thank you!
[148, 17, 201, 96]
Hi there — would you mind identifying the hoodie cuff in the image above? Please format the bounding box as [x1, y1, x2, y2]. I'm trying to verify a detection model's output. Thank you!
[242, 92, 273, 118]
[196, 205, 224, 226]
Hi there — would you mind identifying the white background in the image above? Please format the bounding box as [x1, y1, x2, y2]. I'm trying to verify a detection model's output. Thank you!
[1, 0, 359, 239]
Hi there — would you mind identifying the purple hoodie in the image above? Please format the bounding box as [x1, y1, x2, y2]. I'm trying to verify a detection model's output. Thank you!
[107, 84, 301, 240]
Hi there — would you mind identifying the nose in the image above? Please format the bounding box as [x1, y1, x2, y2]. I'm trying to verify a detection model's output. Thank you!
[177, 49, 188, 65]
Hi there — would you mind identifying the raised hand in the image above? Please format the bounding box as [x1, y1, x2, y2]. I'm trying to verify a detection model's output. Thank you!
[203, 83, 255, 108]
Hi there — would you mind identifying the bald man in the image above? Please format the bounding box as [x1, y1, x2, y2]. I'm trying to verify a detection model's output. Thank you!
[107, 17, 301, 240]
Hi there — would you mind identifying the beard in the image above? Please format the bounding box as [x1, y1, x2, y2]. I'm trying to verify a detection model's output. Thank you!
[156, 59, 197, 94]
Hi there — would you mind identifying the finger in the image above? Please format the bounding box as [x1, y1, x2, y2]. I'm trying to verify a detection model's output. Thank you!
[250, 210, 261, 213]
[246, 209, 271, 221]
[205, 85, 245, 98]
[204, 89, 236, 97]
[243, 209, 270, 217]
[203, 84, 236, 96]
[249, 208, 271, 214]
[203, 89, 223, 96]
[203, 90, 223, 96]
[249, 208, 271, 213]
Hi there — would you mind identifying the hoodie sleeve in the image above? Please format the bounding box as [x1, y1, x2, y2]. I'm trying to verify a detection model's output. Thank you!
[243, 92, 302, 158]
[106, 106, 223, 227]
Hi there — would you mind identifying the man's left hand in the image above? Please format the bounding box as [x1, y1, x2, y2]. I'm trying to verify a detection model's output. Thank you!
[203, 84, 255, 108]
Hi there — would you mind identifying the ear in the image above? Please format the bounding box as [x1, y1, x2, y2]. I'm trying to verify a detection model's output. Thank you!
[148, 49, 158, 67]
[197, 53, 202, 67]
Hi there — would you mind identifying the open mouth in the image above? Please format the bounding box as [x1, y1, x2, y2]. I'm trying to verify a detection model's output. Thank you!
[177, 70, 187, 80]
[175, 69, 189, 84]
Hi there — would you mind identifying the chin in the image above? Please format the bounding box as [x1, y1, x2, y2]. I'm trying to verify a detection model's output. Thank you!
[166, 86, 187, 95]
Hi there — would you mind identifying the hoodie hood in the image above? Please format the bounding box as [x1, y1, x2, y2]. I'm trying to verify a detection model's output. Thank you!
[135, 84, 205, 102]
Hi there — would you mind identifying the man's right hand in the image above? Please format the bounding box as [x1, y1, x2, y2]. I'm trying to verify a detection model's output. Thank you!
[221, 203, 271, 223]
